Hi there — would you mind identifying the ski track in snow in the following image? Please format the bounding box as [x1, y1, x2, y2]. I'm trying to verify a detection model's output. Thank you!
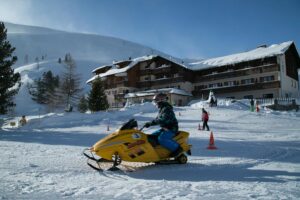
[1, 104, 300, 199]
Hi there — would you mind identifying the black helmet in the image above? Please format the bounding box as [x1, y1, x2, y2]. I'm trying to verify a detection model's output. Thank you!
[153, 93, 167, 103]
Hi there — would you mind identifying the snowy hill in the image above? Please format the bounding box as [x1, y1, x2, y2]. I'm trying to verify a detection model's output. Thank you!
[3, 22, 171, 116]
[6, 22, 163, 65]
[1, 102, 300, 199]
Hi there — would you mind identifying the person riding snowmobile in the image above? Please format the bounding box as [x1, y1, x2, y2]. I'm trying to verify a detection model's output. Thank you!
[144, 93, 183, 157]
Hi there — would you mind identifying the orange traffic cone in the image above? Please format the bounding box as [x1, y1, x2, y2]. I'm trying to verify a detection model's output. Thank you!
[198, 123, 202, 130]
[207, 131, 217, 150]
[107, 125, 110, 131]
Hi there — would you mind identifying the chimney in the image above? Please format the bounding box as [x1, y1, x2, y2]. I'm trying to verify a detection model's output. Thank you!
[257, 44, 267, 48]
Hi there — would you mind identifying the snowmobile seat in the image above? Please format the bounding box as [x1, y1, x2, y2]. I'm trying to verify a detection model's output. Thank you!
[147, 131, 180, 147]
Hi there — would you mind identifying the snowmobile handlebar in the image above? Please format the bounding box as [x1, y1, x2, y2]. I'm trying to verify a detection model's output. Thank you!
[139, 125, 146, 131]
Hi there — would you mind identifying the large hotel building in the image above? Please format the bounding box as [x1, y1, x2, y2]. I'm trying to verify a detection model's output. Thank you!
[87, 41, 300, 107]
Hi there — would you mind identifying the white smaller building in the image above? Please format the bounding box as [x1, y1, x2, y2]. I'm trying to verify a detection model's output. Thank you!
[124, 88, 193, 106]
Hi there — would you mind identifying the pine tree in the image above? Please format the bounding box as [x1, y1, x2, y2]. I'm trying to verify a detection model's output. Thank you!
[29, 70, 59, 104]
[77, 95, 88, 113]
[29, 77, 47, 104]
[0, 22, 20, 114]
[88, 77, 109, 112]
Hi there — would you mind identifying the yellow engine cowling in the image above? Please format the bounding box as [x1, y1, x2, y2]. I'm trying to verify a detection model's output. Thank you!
[92, 130, 191, 163]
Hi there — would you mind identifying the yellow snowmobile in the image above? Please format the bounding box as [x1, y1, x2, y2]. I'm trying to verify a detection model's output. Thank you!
[83, 119, 192, 171]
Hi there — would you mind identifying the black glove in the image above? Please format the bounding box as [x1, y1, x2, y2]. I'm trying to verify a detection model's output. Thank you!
[144, 122, 151, 128]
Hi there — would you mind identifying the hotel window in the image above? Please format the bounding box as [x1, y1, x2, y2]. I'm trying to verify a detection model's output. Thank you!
[260, 75, 275, 82]
[263, 93, 273, 98]
[244, 95, 253, 99]
[209, 83, 221, 88]
[226, 81, 235, 86]
[241, 78, 254, 85]
[208, 83, 217, 88]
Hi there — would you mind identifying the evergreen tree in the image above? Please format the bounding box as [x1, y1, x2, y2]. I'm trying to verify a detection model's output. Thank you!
[43, 71, 59, 104]
[77, 95, 88, 113]
[88, 77, 109, 112]
[29, 77, 47, 104]
[0, 22, 20, 114]
[29, 70, 59, 104]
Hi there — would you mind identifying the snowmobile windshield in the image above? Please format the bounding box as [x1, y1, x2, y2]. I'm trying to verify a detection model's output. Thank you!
[119, 119, 138, 130]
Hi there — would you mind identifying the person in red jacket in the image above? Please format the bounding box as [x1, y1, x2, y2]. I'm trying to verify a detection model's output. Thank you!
[202, 108, 210, 131]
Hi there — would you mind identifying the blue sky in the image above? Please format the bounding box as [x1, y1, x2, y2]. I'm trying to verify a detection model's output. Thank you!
[1, 0, 299, 59]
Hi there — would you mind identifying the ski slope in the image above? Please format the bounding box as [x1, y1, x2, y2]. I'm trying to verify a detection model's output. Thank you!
[1, 102, 300, 199]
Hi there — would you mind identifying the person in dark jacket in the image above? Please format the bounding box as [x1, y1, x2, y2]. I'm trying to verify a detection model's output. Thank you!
[144, 93, 182, 157]
[250, 99, 255, 112]
[202, 108, 210, 131]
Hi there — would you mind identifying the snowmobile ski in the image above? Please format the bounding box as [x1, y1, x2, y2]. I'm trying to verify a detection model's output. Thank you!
[83, 149, 122, 172]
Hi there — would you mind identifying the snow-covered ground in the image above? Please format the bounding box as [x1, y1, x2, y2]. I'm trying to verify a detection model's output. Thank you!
[1, 22, 299, 199]
[1, 102, 300, 199]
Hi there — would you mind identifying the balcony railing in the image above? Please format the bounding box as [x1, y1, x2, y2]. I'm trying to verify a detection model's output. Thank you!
[152, 76, 185, 85]
[104, 81, 129, 89]
[137, 81, 152, 88]
[194, 64, 280, 83]
[192, 81, 281, 96]
[139, 67, 172, 76]
[137, 76, 186, 88]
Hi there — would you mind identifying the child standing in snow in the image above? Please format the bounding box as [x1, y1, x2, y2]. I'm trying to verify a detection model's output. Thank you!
[256, 100, 260, 112]
[202, 108, 210, 131]
[19, 115, 27, 126]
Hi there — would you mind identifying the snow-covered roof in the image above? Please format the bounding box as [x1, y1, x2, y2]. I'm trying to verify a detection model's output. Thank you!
[113, 60, 131, 65]
[124, 88, 192, 98]
[88, 54, 189, 83]
[189, 41, 294, 70]
[87, 55, 156, 83]
[91, 65, 112, 73]
[101, 55, 156, 76]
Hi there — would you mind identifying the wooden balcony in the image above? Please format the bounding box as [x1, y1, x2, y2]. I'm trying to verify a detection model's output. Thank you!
[139, 67, 172, 76]
[137, 77, 186, 88]
[194, 64, 280, 83]
[152, 76, 185, 85]
[116, 80, 129, 87]
[192, 81, 281, 96]
[139, 69, 152, 76]
[104, 81, 129, 89]
[137, 81, 152, 88]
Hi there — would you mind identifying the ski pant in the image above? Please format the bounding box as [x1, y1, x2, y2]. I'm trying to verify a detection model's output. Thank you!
[151, 129, 179, 152]
[203, 120, 210, 131]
